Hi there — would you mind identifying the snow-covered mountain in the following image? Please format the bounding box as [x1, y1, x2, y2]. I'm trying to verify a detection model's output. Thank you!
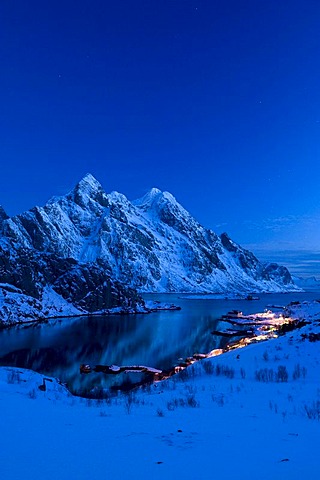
[1, 174, 298, 308]
[292, 276, 320, 290]
[0, 233, 144, 326]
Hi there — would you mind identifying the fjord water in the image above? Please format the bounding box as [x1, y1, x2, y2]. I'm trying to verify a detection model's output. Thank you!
[0, 292, 319, 395]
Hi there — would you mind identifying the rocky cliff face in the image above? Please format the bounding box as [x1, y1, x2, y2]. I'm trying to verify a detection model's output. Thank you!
[0, 206, 8, 227]
[0, 174, 298, 312]
[0, 235, 144, 326]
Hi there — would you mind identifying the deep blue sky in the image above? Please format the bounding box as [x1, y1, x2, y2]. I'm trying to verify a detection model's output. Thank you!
[0, 1, 320, 274]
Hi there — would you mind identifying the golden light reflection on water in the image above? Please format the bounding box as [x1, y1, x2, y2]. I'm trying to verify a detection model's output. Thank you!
[158, 311, 295, 382]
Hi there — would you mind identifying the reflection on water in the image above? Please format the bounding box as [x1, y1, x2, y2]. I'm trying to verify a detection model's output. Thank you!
[0, 292, 319, 394]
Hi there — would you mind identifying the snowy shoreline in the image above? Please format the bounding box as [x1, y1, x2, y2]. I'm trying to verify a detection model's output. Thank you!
[0, 300, 181, 330]
[1, 300, 320, 479]
[83, 301, 311, 391]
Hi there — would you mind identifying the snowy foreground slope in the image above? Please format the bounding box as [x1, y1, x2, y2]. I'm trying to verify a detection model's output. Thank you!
[1, 301, 320, 480]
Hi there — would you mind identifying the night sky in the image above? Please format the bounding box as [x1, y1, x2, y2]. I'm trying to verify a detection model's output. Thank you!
[0, 1, 319, 275]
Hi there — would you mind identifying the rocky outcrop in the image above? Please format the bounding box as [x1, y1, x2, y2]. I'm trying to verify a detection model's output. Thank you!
[0, 206, 8, 226]
[0, 238, 145, 327]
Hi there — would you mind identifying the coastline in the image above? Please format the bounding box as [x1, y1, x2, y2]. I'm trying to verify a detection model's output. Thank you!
[0, 301, 181, 330]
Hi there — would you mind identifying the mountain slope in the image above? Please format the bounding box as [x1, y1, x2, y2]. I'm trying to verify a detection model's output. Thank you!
[0, 235, 144, 327]
[1, 173, 298, 295]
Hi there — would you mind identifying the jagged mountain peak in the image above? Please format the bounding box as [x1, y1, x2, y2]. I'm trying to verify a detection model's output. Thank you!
[162, 190, 179, 204]
[108, 190, 130, 204]
[64, 173, 109, 210]
[74, 173, 103, 195]
[132, 187, 163, 208]
[133, 188, 182, 218]
[133, 187, 180, 207]
[46, 174, 106, 210]
[150, 187, 162, 195]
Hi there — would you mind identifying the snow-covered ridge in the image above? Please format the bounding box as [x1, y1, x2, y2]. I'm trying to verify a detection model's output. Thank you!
[0, 174, 299, 325]
[2, 174, 298, 293]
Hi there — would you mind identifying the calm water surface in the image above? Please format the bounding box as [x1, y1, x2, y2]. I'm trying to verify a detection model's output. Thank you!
[0, 292, 319, 394]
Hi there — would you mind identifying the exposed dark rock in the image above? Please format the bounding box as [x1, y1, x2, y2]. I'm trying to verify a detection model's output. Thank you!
[0, 206, 8, 228]
[0, 239, 145, 326]
[262, 263, 292, 285]
[220, 232, 238, 252]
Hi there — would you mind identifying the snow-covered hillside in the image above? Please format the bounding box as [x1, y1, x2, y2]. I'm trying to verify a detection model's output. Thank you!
[2, 173, 298, 295]
[1, 300, 320, 480]
[0, 233, 145, 326]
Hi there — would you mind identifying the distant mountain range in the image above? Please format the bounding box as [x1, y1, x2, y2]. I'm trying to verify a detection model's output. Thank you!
[292, 276, 320, 290]
[0, 174, 299, 326]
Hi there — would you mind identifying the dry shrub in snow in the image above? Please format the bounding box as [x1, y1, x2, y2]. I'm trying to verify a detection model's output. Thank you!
[203, 361, 234, 378]
[292, 363, 307, 380]
[255, 366, 289, 383]
[304, 401, 320, 420]
[255, 368, 275, 383]
[276, 365, 288, 382]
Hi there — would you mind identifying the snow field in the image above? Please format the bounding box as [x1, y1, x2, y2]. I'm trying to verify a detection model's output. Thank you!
[1, 302, 320, 479]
